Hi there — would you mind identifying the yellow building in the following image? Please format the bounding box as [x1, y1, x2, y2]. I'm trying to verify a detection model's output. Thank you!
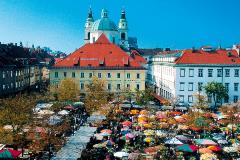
[50, 34, 146, 93]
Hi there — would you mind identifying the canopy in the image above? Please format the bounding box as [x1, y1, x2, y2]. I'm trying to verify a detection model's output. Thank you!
[176, 144, 198, 152]
[207, 146, 222, 152]
[114, 151, 129, 158]
[223, 146, 238, 153]
[176, 135, 190, 141]
[38, 109, 54, 115]
[58, 110, 69, 115]
[199, 148, 213, 154]
[194, 139, 217, 145]
[48, 115, 62, 125]
[165, 138, 183, 145]
[122, 121, 132, 127]
[0, 149, 22, 159]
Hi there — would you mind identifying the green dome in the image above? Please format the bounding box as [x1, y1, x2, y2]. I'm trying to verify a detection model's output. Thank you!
[91, 9, 118, 31]
[91, 18, 118, 31]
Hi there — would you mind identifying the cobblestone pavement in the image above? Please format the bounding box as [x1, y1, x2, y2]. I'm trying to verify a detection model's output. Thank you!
[52, 126, 97, 160]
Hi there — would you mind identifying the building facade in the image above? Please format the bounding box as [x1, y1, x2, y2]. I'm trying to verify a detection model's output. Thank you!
[149, 47, 240, 106]
[50, 34, 146, 93]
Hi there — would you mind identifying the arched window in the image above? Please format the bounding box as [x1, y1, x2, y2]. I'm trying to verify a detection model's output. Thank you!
[87, 32, 90, 40]
[121, 33, 126, 40]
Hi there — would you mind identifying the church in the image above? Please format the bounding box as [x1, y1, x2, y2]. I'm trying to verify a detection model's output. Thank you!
[84, 8, 138, 50]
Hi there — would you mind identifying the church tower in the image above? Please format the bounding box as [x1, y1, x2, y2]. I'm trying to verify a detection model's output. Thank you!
[84, 7, 94, 44]
[118, 9, 128, 49]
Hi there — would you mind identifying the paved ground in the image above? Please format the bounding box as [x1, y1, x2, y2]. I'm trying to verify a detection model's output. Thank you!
[52, 126, 97, 160]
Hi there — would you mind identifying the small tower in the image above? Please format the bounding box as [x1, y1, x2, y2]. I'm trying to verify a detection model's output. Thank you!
[84, 7, 94, 44]
[118, 9, 128, 49]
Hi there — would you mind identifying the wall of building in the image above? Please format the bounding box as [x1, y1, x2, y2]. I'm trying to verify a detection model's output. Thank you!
[50, 68, 145, 93]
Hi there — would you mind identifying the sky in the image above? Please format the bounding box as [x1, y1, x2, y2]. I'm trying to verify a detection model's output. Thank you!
[0, 0, 240, 53]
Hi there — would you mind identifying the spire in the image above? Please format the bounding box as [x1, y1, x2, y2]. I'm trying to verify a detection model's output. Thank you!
[121, 9, 126, 19]
[101, 8, 108, 18]
[88, 6, 93, 19]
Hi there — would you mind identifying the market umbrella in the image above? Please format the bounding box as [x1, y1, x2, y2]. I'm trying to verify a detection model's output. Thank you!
[114, 151, 129, 158]
[200, 153, 218, 160]
[140, 110, 149, 115]
[217, 140, 228, 145]
[156, 130, 167, 137]
[176, 135, 190, 141]
[126, 133, 135, 139]
[122, 121, 132, 127]
[144, 137, 154, 143]
[101, 129, 112, 134]
[130, 110, 139, 115]
[176, 144, 198, 152]
[103, 140, 115, 147]
[58, 110, 69, 115]
[144, 130, 155, 136]
[223, 146, 238, 153]
[144, 147, 158, 154]
[38, 109, 54, 115]
[165, 138, 183, 145]
[194, 139, 217, 146]
[199, 148, 213, 154]
[100, 132, 111, 137]
[64, 105, 75, 110]
[128, 152, 140, 160]
[0, 149, 22, 159]
[207, 146, 222, 152]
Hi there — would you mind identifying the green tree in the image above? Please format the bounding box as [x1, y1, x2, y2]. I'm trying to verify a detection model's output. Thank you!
[193, 94, 209, 110]
[135, 87, 154, 105]
[57, 78, 80, 102]
[204, 82, 228, 109]
[84, 76, 108, 114]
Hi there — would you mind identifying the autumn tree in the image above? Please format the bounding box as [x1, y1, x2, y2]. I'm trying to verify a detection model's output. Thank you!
[193, 94, 209, 110]
[204, 82, 228, 109]
[135, 87, 154, 105]
[57, 78, 80, 102]
[0, 94, 37, 148]
[84, 76, 108, 114]
[219, 102, 240, 138]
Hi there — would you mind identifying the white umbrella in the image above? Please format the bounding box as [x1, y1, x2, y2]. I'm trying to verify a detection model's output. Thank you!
[217, 140, 228, 144]
[165, 138, 183, 145]
[58, 110, 69, 115]
[223, 146, 238, 153]
[114, 151, 129, 158]
[38, 110, 54, 115]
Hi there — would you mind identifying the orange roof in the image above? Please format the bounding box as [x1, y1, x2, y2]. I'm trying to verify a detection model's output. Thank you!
[176, 49, 240, 65]
[55, 34, 144, 68]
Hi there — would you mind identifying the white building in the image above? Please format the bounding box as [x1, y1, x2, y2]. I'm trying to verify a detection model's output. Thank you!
[84, 8, 137, 50]
[149, 47, 240, 106]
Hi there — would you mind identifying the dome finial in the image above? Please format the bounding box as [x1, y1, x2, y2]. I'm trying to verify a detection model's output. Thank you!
[101, 8, 108, 18]
[121, 7, 126, 19]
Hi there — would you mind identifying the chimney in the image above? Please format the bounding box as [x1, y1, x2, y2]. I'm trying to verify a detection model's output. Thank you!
[233, 44, 240, 57]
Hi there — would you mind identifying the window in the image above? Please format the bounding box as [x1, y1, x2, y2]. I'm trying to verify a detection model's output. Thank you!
[217, 69, 222, 77]
[179, 95, 184, 103]
[208, 69, 213, 77]
[137, 73, 140, 79]
[10, 71, 13, 77]
[80, 72, 84, 78]
[108, 84, 111, 91]
[93, 37, 96, 42]
[225, 83, 229, 92]
[80, 83, 84, 90]
[188, 82, 193, 91]
[107, 73, 111, 78]
[55, 72, 58, 78]
[189, 69, 194, 77]
[136, 84, 140, 90]
[16, 82, 18, 88]
[87, 32, 90, 40]
[117, 84, 121, 90]
[3, 85, 5, 90]
[72, 72, 75, 78]
[224, 97, 229, 103]
[198, 69, 203, 77]
[188, 95, 193, 103]
[198, 82, 203, 91]
[64, 72, 67, 77]
[11, 83, 13, 88]
[98, 73, 102, 78]
[180, 82, 185, 91]
[117, 73, 121, 78]
[3, 71, 5, 78]
[234, 83, 239, 91]
[234, 96, 238, 103]
[121, 32, 126, 40]
[127, 84, 130, 89]
[127, 73, 130, 79]
[180, 68, 185, 77]
[234, 69, 239, 77]
[225, 69, 230, 77]
[89, 73, 92, 78]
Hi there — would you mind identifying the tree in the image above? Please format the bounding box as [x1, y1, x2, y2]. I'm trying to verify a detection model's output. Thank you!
[0, 94, 37, 148]
[57, 78, 80, 102]
[135, 87, 154, 105]
[169, 96, 180, 110]
[204, 82, 228, 109]
[193, 94, 208, 110]
[84, 76, 108, 114]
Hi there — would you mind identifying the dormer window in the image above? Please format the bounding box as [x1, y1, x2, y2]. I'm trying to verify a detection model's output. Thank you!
[121, 33, 126, 40]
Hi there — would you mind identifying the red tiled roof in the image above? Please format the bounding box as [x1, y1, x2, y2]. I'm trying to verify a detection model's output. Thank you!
[131, 50, 147, 64]
[176, 49, 240, 65]
[55, 34, 143, 68]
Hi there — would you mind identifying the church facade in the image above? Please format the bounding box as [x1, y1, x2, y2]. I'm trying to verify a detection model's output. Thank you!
[84, 8, 138, 50]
